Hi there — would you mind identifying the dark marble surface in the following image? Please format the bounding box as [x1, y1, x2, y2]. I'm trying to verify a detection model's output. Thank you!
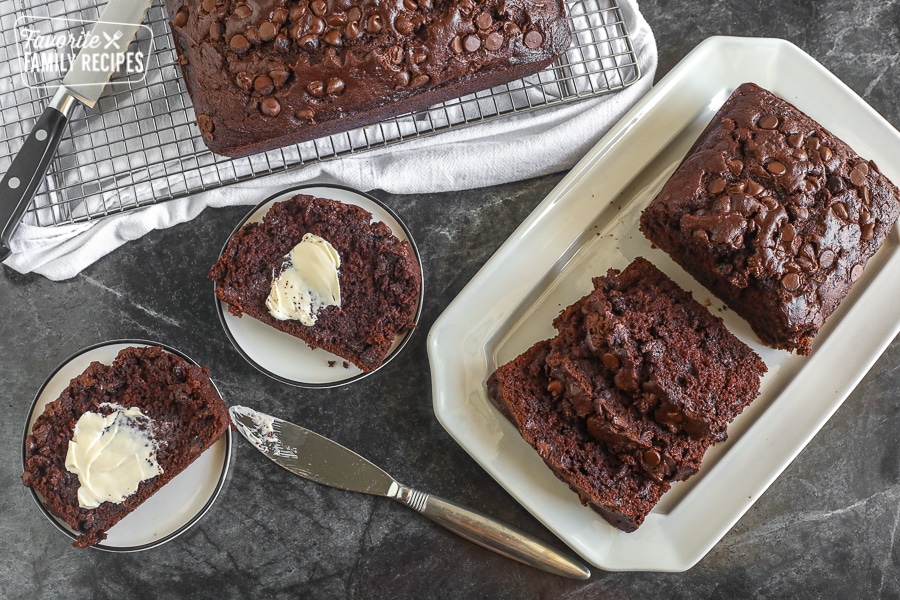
[3, 1, 900, 598]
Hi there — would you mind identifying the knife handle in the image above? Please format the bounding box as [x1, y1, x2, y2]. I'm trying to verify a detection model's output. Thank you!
[393, 485, 590, 579]
[0, 88, 79, 261]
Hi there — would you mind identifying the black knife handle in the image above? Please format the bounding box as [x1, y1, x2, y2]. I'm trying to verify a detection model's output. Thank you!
[0, 88, 79, 262]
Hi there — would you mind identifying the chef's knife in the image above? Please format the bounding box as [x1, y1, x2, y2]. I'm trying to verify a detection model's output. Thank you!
[0, 0, 153, 261]
[229, 405, 591, 579]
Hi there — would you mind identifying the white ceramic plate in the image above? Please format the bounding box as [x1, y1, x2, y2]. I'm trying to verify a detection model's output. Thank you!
[215, 184, 423, 388]
[23, 340, 232, 552]
[427, 36, 900, 572]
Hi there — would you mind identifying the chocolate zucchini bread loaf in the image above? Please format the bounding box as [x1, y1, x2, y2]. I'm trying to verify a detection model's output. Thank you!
[209, 194, 421, 372]
[487, 258, 766, 531]
[22, 346, 231, 548]
[640, 82, 900, 355]
[165, 0, 572, 156]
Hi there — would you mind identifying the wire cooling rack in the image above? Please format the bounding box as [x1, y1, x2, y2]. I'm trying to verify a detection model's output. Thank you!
[0, 0, 640, 226]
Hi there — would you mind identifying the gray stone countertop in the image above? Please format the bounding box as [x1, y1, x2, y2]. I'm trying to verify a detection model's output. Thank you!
[3, 1, 899, 597]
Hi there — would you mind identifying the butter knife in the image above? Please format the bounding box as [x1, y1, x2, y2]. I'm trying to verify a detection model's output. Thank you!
[0, 0, 153, 260]
[229, 406, 590, 579]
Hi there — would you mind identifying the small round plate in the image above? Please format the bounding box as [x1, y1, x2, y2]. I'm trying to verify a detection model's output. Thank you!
[22, 340, 232, 552]
[214, 183, 424, 388]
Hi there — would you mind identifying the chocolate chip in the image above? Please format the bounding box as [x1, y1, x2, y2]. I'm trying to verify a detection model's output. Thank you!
[745, 180, 764, 196]
[850, 167, 867, 187]
[307, 80, 325, 97]
[270, 68, 291, 87]
[726, 159, 743, 176]
[476, 12, 493, 29]
[327, 13, 347, 27]
[781, 222, 796, 242]
[793, 149, 808, 161]
[274, 32, 291, 52]
[310, 0, 327, 17]
[259, 97, 281, 117]
[229, 33, 250, 53]
[235, 71, 253, 91]
[794, 257, 814, 272]
[767, 160, 787, 176]
[295, 108, 315, 122]
[386, 45, 404, 64]
[781, 272, 801, 291]
[643, 449, 662, 467]
[299, 34, 319, 52]
[395, 16, 414, 35]
[861, 223, 875, 241]
[326, 77, 345, 95]
[726, 182, 746, 195]
[403, 0, 417, 9]
[323, 28, 342, 45]
[799, 242, 817, 262]
[485, 31, 504, 51]
[807, 136, 821, 151]
[366, 14, 383, 33]
[818, 249, 835, 270]
[788, 133, 804, 148]
[464, 34, 481, 52]
[411, 73, 430, 87]
[258, 21, 277, 41]
[345, 20, 361, 38]
[450, 35, 464, 53]
[245, 26, 261, 44]
[831, 202, 849, 221]
[707, 177, 726, 195]
[173, 8, 189, 27]
[308, 16, 326, 34]
[201, 0, 216, 13]
[758, 114, 779, 129]
[393, 70, 411, 87]
[761, 196, 779, 210]
[253, 75, 274, 95]
[411, 49, 428, 64]
[851, 263, 863, 282]
[524, 30, 543, 49]
[861, 185, 871, 205]
[503, 21, 520, 36]
[289, 5, 307, 20]
[347, 6, 362, 22]
[547, 379, 564, 395]
[272, 7, 289, 24]
[819, 146, 833, 162]
[792, 205, 809, 220]
[601, 352, 620, 370]
[418, 0, 432, 9]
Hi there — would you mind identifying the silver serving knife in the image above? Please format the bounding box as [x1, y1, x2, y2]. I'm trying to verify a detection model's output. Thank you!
[0, 0, 153, 260]
[229, 406, 591, 579]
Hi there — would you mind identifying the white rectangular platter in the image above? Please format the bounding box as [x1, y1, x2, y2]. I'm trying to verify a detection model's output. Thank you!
[427, 36, 900, 572]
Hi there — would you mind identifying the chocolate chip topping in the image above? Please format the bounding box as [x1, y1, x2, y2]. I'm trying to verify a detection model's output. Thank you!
[173, 8, 189, 28]
[781, 272, 801, 291]
[767, 160, 787, 176]
[464, 34, 481, 52]
[253, 75, 274, 95]
[258, 21, 277, 42]
[326, 77, 346, 95]
[851, 264, 863, 282]
[229, 33, 250, 53]
[524, 30, 543, 49]
[476, 12, 493, 29]
[485, 31, 504, 51]
[260, 97, 281, 116]
[758, 114, 779, 129]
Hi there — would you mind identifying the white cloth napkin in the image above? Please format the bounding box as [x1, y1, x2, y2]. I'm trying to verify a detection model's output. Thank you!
[3, 0, 657, 281]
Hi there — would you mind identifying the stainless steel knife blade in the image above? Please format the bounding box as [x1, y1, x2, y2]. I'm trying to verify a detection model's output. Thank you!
[0, 0, 153, 260]
[229, 406, 591, 579]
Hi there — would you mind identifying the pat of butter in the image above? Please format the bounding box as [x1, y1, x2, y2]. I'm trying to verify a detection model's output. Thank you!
[65, 404, 162, 510]
[265, 233, 341, 326]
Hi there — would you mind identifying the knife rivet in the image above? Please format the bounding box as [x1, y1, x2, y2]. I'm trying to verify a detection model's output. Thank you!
[8, 177, 20, 189]
[35, 129, 47, 141]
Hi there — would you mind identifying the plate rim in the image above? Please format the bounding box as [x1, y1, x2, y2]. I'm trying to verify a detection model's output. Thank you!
[427, 35, 900, 572]
[213, 182, 425, 388]
[21, 339, 233, 553]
